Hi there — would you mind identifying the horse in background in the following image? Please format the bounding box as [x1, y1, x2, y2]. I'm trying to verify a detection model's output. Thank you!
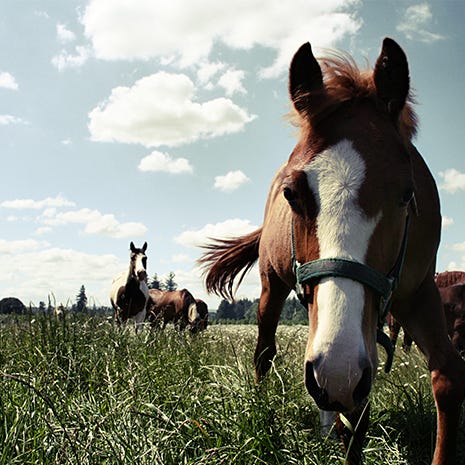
[435, 270, 465, 287]
[196, 299, 209, 330]
[439, 283, 465, 354]
[147, 288, 201, 332]
[389, 270, 465, 353]
[110, 242, 149, 327]
[201, 38, 465, 464]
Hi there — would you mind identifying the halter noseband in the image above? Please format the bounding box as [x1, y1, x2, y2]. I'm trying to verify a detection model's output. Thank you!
[291, 213, 411, 373]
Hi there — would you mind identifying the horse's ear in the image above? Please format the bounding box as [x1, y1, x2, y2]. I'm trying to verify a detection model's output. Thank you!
[142, 242, 147, 252]
[289, 42, 324, 115]
[130, 242, 135, 252]
[374, 38, 410, 119]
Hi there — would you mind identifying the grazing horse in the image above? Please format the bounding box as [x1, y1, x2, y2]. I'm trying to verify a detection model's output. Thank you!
[200, 38, 465, 464]
[439, 283, 465, 354]
[147, 288, 200, 331]
[435, 270, 465, 288]
[195, 299, 209, 330]
[389, 270, 465, 352]
[110, 242, 149, 326]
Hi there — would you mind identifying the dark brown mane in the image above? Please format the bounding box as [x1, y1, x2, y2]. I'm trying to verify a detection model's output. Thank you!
[290, 51, 418, 142]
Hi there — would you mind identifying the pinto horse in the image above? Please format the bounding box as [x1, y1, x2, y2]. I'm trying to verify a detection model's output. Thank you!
[110, 242, 149, 326]
[200, 38, 465, 464]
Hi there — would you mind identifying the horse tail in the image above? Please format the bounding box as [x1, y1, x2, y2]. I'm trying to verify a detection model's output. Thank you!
[199, 228, 262, 301]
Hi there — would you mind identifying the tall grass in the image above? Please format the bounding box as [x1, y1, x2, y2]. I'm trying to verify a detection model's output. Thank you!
[0, 313, 463, 464]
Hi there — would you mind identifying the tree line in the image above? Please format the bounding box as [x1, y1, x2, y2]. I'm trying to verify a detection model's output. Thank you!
[215, 296, 308, 324]
[1, 273, 308, 325]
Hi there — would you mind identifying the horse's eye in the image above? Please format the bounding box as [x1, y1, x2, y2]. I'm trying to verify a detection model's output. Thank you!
[283, 186, 296, 203]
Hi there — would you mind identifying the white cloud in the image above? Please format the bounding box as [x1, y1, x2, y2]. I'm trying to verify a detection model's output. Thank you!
[218, 69, 246, 96]
[438, 169, 465, 194]
[88, 72, 256, 147]
[0, 246, 124, 306]
[1, 195, 76, 210]
[57, 23, 76, 43]
[52, 45, 90, 71]
[214, 170, 250, 192]
[35, 226, 53, 236]
[397, 3, 445, 43]
[175, 218, 257, 248]
[42, 208, 147, 239]
[0, 114, 26, 125]
[83, 0, 361, 76]
[451, 242, 465, 253]
[138, 151, 193, 174]
[171, 253, 191, 263]
[197, 61, 225, 86]
[442, 216, 454, 229]
[0, 239, 46, 254]
[0, 72, 18, 90]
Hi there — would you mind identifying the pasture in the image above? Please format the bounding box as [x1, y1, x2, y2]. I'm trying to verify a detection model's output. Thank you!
[0, 313, 464, 465]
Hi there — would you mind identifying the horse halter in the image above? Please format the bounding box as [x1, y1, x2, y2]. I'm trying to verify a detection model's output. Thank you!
[291, 211, 412, 374]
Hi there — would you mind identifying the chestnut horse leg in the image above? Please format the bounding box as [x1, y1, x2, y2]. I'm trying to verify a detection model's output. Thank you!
[335, 400, 370, 465]
[398, 277, 465, 465]
[387, 312, 401, 347]
[388, 312, 413, 352]
[254, 272, 290, 381]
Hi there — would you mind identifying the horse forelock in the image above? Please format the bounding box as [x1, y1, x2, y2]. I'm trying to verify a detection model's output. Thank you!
[289, 51, 417, 143]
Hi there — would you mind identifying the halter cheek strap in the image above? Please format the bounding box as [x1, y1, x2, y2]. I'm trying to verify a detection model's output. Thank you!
[291, 214, 411, 373]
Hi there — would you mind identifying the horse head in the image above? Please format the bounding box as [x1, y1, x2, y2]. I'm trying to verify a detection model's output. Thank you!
[129, 241, 148, 282]
[285, 39, 416, 412]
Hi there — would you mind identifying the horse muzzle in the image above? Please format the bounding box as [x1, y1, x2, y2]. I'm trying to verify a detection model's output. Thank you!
[305, 359, 372, 412]
[137, 270, 147, 281]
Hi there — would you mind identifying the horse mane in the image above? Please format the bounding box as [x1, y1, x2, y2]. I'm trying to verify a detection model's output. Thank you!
[290, 51, 418, 142]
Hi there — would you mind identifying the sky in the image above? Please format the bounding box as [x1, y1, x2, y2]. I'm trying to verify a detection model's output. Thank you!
[1, 0, 464, 310]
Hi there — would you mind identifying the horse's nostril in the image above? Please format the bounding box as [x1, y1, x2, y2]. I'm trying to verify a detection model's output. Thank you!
[305, 361, 328, 405]
[353, 366, 372, 405]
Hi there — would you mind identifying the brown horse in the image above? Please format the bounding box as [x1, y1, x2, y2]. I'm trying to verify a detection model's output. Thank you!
[200, 38, 465, 464]
[110, 242, 149, 326]
[435, 270, 465, 288]
[439, 283, 465, 354]
[195, 298, 209, 330]
[389, 270, 465, 352]
[147, 288, 201, 332]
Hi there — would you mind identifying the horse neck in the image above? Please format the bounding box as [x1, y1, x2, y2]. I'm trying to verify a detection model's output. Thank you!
[126, 263, 137, 285]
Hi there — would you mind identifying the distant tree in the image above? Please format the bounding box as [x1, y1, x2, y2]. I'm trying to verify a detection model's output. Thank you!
[216, 298, 255, 320]
[0, 297, 26, 314]
[216, 300, 235, 320]
[164, 272, 178, 292]
[244, 300, 259, 322]
[38, 301, 47, 314]
[148, 273, 162, 290]
[280, 297, 308, 324]
[75, 285, 88, 313]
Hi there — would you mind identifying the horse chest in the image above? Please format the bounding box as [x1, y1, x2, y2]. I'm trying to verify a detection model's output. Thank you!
[118, 279, 148, 317]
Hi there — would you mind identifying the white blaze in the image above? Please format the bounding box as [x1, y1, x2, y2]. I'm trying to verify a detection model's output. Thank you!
[134, 253, 146, 278]
[305, 139, 380, 372]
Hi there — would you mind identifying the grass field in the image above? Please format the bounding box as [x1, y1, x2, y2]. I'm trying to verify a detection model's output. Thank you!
[0, 313, 464, 465]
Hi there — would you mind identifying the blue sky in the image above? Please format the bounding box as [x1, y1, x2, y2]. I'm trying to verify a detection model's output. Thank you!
[1, 0, 464, 309]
